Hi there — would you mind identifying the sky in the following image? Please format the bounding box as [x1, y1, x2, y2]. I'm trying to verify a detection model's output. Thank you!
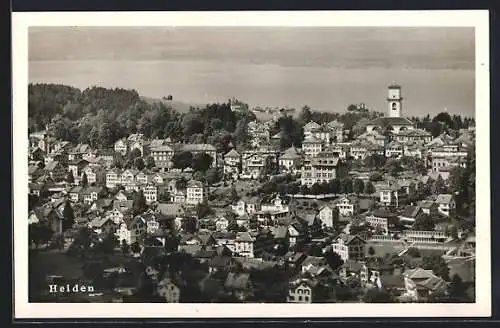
[28, 27, 475, 117]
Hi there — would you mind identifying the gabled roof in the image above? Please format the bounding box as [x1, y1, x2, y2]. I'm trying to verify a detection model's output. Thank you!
[302, 135, 322, 144]
[236, 231, 254, 242]
[404, 267, 435, 280]
[435, 194, 453, 204]
[367, 117, 414, 127]
[400, 205, 422, 218]
[280, 146, 302, 159]
[187, 180, 203, 188]
[224, 149, 241, 159]
[303, 121, 321, 131]
[45, 161, 61, 171]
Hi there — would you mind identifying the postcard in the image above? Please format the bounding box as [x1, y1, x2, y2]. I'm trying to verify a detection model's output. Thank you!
[12, 10, 490, 318]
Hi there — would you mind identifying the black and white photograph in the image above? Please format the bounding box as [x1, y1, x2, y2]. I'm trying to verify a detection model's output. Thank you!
[13, 11, 490, 318]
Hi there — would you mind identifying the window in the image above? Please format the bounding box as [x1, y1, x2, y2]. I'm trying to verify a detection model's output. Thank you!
[298, 296, 302, 301]
[305, 296, 309, 302]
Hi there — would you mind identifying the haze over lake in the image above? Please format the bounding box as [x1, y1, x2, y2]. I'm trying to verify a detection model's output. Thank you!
[29, 27, 475, 117]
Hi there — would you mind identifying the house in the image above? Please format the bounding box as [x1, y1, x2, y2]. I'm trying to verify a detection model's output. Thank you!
[300, 150, 341, 186]
[114, 138, 128, 156]
[376, 182, 400, 207]
[67, 159, 89, 181]
[403, 267, 449, 302]
[120, 169, 138, 186]
[301, 135, 324, 158]
[338, 260, 369, 287]
[68, 186, 84, 203]
[364, 211, 390, 234]
[357, 130, 386, 147]
[88, 216, 117, 235]
[44, 161, 66, 182]
[287, 278, 317, 303]
[385, 141, 405, 159]
[29, 206, 64, 234]
[331, 234, 366, 262]
[151, 145, 174, 171]
[186, 180, 206, 205]
[301, 256, 327, 275]
[106, 169, 121, 189]
[234, 231, 255, 258]
[287, 224, 303, 247]
[417, 200, 439, 216]
[435, 194, 456, 217]
[28, 165, 44, 184]
[143, 184, 158, 204]
[215, 217, 229, 232]
[156, 278, 181, 303]
[279, 146, 303, 173]
[318, 205, 335, 228]
[333, 195, 359, 217]
[399, 205, 424, 224]
[223, 149, 241, 178]
[209, 255, 237, 273]
[232, 197, 261, 216]
[81, 165, 106, 186]
[241, 151, 267, 179]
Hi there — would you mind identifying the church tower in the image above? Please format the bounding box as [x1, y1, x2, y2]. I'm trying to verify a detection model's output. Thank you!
[387, 83, 403, 118]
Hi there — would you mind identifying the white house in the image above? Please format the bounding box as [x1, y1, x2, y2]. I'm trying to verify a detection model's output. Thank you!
[435, 194, 456, 217]
[186, 180, 206, 205]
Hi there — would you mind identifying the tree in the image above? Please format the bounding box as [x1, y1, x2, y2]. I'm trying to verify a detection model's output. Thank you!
[66, 171, 75, 184]
[205, 167, 221, 185]
[449, 274, 469, 302]
[128, 148, 142, 161]
[406, 247, 421, 258]
[324, 250, 343, 270]
[369, 172, 383, 182]
[130, 241, 141, 254]
[364, 181, 376, 196]
[413, 213, 434, 231]
[192, 152, 213, 172]
[432, 175, 446, 195]
[196, 201, 213, 219]
[80, 172, 89, 187]
[299, 106, 313, 124]
[172, 151, 193, 170]
[385, 159, 403, 177]
[134, 157, 146, 171]
[347, 104, 358, 112]
[230, 185, 239, 202]
[101, 234, 119, 254]
[362, 288, 393, 303]
[340, 178, 353, 194]
[353, 179, 365, 196]
[422, 254, 450, 281]
[62, 201, 75, 231]
[132, 190, 147, 215]
[368, 246, 376, 256]
[121, 239, 130, 254]
[29, 223, 54, 248]
[145, 156, 156, 170]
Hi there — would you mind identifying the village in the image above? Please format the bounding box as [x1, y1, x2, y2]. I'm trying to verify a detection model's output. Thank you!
[27, 83, 476, 303]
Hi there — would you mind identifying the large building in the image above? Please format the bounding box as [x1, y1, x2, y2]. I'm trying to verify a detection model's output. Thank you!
[300, 149, 342, 186]
[366, 83, 415, 134]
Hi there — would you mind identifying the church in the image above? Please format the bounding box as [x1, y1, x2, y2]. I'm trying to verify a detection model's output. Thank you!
[366, 83, 415, 134]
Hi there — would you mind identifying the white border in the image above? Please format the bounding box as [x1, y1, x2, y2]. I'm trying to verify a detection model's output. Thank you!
[13, 10, 490, 318]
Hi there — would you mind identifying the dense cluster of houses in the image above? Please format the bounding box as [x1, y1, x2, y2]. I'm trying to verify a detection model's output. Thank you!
[28, 84, 476, 303]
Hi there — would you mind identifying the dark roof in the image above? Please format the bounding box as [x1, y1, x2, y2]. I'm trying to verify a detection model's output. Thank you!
[368, 117, 414, 126]
[400, 205, 422, 218]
